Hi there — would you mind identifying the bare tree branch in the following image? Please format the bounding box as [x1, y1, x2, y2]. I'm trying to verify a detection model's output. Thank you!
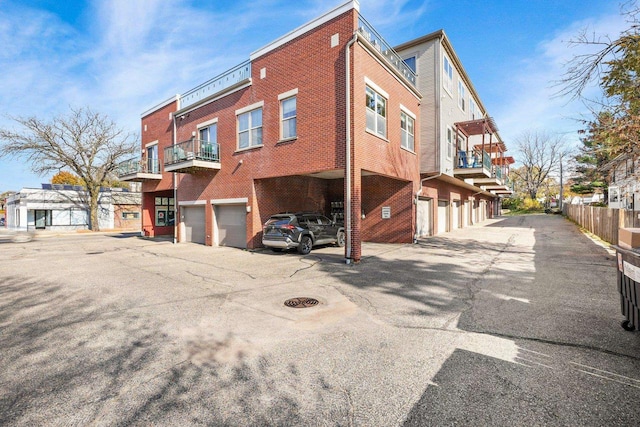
[0, 106, 137, 230]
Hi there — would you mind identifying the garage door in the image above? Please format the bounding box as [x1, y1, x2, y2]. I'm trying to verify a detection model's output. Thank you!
[182, 205, 206, 244]
[416, 198, 432, 237]
[437, 200, 448, 234]
[215, 205, 247, 248]
[452, 201, 460, 230]
[463, 200, 470, 227]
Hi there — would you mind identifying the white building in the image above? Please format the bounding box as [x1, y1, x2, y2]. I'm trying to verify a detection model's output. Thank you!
[5, 185, 141, 232]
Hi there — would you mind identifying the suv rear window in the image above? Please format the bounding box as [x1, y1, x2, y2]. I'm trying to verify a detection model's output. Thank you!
[265, 216, 294, 226]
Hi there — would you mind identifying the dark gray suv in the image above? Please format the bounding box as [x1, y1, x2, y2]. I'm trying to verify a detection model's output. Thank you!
[262, 212, 345, 254]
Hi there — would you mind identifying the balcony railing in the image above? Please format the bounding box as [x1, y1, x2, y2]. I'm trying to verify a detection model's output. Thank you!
[357, 16, 417, 88]
[179, 61, 251, 110]
[164, 139, 220, 165]
[117, 157, 161, 179]
[495, 166, 503, 181]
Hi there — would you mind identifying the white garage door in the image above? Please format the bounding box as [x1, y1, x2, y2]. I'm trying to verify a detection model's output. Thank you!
[416, 198, 432, 237]
[215, 205, 247, 248]
[183, 206, 206, 244]
[437, 200, 448, 234]
[452, 200, 460, 230]
[463, 201, 470, 227]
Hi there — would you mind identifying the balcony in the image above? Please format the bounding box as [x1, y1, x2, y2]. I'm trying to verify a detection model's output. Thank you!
[179, 61, 251, 110]
[117, 157, 162, 181]
[474, 165, 503, 187]
[164, 139, 220, 173]
[453, 150, 491, 179]
[486, 175, 514, 195]
[357, 16, 417, 88]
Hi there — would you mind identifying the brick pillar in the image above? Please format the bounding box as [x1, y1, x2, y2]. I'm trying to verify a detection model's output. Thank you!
[351, 168, 362, 262]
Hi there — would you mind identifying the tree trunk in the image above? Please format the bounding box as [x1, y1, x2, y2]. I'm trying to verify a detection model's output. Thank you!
[88, 190, 100, 231]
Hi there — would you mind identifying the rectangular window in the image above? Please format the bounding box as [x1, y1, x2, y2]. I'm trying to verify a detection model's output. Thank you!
[469, 99, 477, 120]
[155, 197, 174, 227]
[443, 56, 453, 94]
[122, 212, 140, 220]
[146, 144, 159, 173]
[446, 127, 453, 159]
[400, 111, 415, 151]
[366, 86, 387, 138]
[458, 81, 466, 111]
[199, 123, 218, 160]
[238, 108, 263, 149]
[281, 96, 297, 139]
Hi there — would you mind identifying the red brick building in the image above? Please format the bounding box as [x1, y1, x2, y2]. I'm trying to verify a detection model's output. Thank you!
[119, 1, 508, 262]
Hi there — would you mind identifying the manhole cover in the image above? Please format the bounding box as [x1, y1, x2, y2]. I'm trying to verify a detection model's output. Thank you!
[284, 297, 319, 308]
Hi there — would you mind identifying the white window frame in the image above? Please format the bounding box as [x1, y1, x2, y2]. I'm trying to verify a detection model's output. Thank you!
[446, 127, 453, 160]
[469, 99, 477, 120]
[278, 89, 298, 141]
[443, 55, 453, 95]
[458, 80, 467, 112]
[365, 78, 388, 139]
[400, 105, 416, 152]
[197, 118, 218, 145]
[236, 101, 264, 150]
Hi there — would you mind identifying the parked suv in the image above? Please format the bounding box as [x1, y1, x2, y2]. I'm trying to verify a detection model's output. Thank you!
[262, 212, 345, 255]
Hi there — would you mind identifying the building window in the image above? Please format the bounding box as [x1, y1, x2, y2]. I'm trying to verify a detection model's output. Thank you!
[447, 127, 453, 159]
[404, 56, 417, 73]
[443, 56, 453, 94]
[458, 81, 466, 111]
[400, 111, 415, 151]
[238, 108, 263, 149]
[199, 124, 217, 145]
[469, 99, 477, 120]
[366, 86, 387, 138]
[154, 197, 174, 227]
[146, 144, 159, 173]
[281, 96, 297, 139]
[122, 212, 140, 220]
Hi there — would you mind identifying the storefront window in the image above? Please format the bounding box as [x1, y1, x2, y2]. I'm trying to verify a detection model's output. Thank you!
[155, 197, 175, 226]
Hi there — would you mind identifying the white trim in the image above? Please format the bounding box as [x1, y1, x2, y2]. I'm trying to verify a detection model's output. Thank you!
[179, 200, 206, 206]
[400, 104, 416, 120]
[175, 80, 252, 117]
[210, 197, 248, 205]
[278, 88, 299, 100]
[197, 117, 218, 129]
[250, 0, 359, 60]
[364, 77, 389, 99]
[145, 140, 159, 148]
[235, 100, 264, 116]
[141, 95, 179, 118]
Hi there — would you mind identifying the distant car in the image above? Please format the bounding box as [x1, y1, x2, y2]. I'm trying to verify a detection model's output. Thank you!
[262, 212, 345, 255]
[0, 218, 5, 226]
[0, 228, 34, 243]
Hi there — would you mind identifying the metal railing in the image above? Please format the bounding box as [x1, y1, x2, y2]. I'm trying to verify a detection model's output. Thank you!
[164, 139, 220, 165]
[117, 157, 160, 176]
[179, 61, 251, 110]
[357, 16, 417, 88]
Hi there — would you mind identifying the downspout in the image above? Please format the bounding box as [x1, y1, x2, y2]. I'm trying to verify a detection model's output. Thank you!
[172, 111, 178, 245]
[414, 32, 446, 242]
[345, 32, 358, 264]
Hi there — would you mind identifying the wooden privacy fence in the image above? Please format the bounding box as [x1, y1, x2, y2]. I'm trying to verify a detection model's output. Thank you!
[563, 204, 640, 245]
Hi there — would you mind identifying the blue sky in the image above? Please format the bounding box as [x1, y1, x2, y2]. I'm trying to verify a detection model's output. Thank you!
[0, 0, 629, 192]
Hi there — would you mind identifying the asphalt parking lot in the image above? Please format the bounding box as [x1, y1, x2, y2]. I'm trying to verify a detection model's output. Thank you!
[2, 214, 640, 426]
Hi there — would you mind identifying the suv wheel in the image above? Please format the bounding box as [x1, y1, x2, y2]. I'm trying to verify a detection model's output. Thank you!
[298, 235, 313, 255]
[336, 230, 345, 247]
